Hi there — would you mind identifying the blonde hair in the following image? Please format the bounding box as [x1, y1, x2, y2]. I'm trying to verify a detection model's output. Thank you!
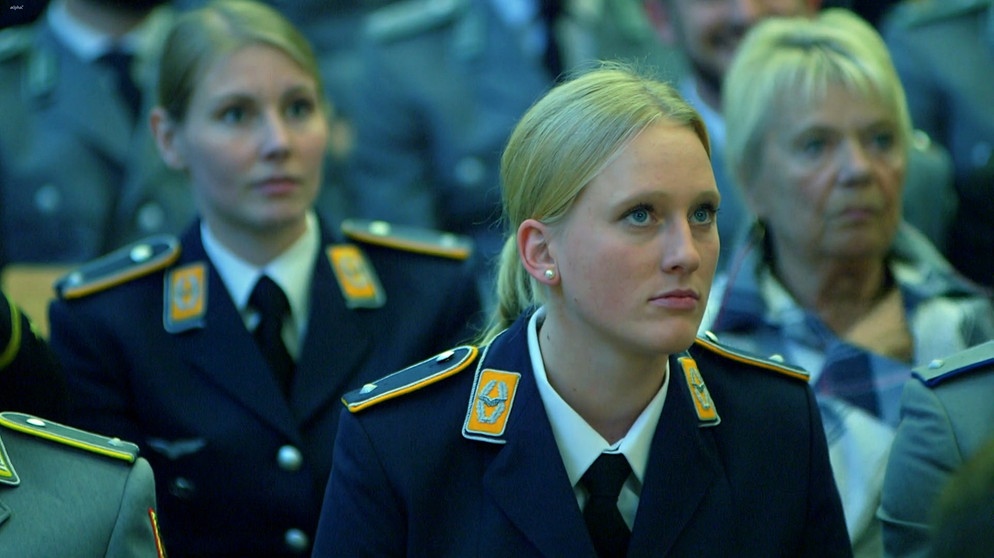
[479, 62, 709, 343]
[723, 8, 912, 188]
[157, 0, 324, 121]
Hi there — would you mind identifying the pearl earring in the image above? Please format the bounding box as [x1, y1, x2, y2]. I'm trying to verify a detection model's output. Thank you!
[544, 268, 556, 280]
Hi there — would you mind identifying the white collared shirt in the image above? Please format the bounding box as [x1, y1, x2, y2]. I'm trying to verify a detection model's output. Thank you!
[201, 212, 320, 359]
[527, 307, 670, 528]
[46, 0, 147, 62]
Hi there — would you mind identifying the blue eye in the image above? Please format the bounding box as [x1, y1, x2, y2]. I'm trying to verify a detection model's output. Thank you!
[690, 204, 718, 226]
[625, 205, 653, 226]
[219, 105, 248, 124]
[286, 98, 316, 119]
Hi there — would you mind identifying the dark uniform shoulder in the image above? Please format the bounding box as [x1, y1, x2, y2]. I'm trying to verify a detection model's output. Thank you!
[0, 412, 139, 485]
[54, 235, 180, 300]
[0, 25, 34, 62]
[340, 218, 473, 261]
[692, 332, 810, 382]
[884, 0, 990, 30]
[914, 340, 994, 388]
[342, 346, 478, 413]
[365, 0, 467, 43]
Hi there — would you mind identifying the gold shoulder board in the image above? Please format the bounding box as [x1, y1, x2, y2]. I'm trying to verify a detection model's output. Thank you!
[0, 412, 139, 463]
[56, 235, 180, 300]
[343, 346, 478, 413]
[341, 218, 473, 260]
[694, 333, 809, 382]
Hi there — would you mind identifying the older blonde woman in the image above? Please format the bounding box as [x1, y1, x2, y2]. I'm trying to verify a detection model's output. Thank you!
[701, 8, 994, 557]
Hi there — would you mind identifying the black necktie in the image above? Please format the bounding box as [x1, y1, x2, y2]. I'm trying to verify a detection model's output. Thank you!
[249, 276, 294, 396]
[97, 47, 141, 123]
[582, 453, 632, 558]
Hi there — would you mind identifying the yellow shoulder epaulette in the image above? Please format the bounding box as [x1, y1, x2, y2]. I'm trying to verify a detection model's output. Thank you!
[343, 346, 478, 413]
[55, 235, 180, 300]
[365, 0, 466, 43]
[341, 218, 473, 261]
[694, 332, 809, 382]
[915, 339, 994, 388]
[0, 412, 139, 463]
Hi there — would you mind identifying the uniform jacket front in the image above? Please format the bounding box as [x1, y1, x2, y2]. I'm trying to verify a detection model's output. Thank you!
[0, 7, 195, 266]
[47, 218, 483, 557]
[313, 312, 852, 557]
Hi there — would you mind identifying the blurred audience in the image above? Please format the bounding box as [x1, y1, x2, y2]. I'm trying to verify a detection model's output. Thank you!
[342, 0, 681, 306]
[647, 0, 821, 272]
[879, 340, 994, 558]
[648, 0, 957, 271]
[48, 1, 482, 555]
[701, 9, 994, 556]
[882, 0, 994, 287]
[0, 0, 194, 269]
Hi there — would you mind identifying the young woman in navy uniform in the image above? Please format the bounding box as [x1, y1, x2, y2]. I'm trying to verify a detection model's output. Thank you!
[313, 64, 851, 557]
[47, 1, 482, 556]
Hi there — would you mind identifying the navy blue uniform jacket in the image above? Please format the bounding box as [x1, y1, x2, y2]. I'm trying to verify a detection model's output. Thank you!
[47, 218, 483, 557]
[314, 313, 852, 557]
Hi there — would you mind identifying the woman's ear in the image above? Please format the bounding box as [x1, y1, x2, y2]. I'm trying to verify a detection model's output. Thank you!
[518, 218, 559, 285]
[150, 107, 187, 171]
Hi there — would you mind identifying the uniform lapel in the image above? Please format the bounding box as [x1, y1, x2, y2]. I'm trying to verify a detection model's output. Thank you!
[291, 245, 373, 423]
[627, 355, 724, 557]
[172, 227, 299, 440]
[477, 326, 596, 558]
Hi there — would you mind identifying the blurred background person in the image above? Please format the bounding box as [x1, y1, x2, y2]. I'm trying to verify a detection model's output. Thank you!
[0, 0, 194, 269]
[878, 341, 994, 557]
[314, 63, 851, 558]
[171, 0, 399, 229]
[882, 0, 994, 288]
[342, 0, 681, 307]
[647, 0, 821, 272]
[701, 9, 994, 556]
[48, 1, 482, 556]
[648, 0, 957, 272]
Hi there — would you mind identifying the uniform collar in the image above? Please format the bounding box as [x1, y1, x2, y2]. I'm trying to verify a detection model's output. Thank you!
[46, 0, 148, 62]
[525, 307, 670, 495]
[201, 212, 320, 344]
